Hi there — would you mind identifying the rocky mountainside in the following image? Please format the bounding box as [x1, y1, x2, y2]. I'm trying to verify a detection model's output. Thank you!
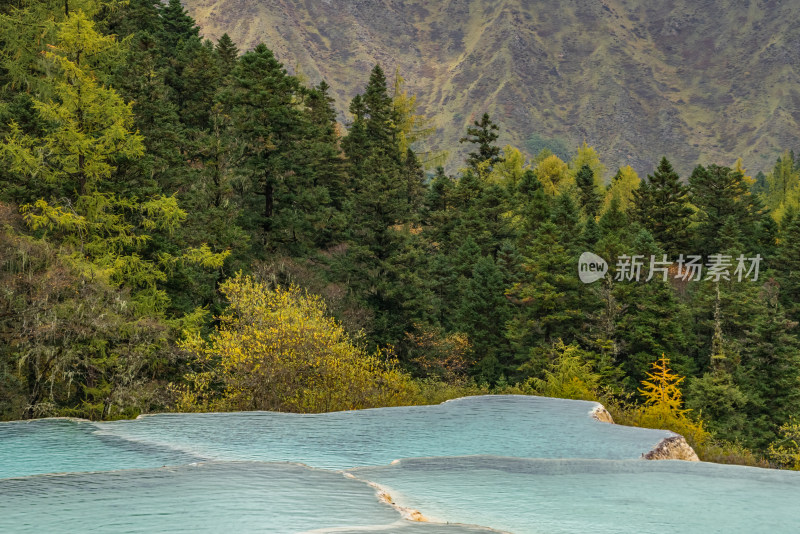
[182, 0, 800, 178]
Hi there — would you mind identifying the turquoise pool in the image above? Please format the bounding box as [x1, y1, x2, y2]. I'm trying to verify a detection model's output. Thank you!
[1, 395, 798, 533]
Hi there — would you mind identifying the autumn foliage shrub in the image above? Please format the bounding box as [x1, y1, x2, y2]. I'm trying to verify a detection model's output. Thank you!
[176, 274, 416, 412]
[608, 355, 710, 453]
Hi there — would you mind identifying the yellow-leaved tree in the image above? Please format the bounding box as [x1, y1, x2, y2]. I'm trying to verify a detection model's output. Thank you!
[569, 141, 607, 190]
[768, 421, 800, 470]
[632, 354, 709, 450]
[392, 69, 447, 168]
[639, 355, 687, 414]
[528, 341, 600, 401]
[601, 165, 640, 215]
[1, 10, 229, 315]
[176, 274, 416, 413]
[534, 154, 572, 196]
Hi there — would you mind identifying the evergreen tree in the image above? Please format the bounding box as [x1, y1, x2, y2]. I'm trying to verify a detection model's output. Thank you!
[737, 284, 800, 447]
[459, 112, 502, 171]
[454, 255, 511, 383]
[110, 28, 185, 196]
[362, 64, 396, 151]
[177, 39, 221, 131]
[632, 157, 692, 256]
[423, 166, 456, 246]
[689, 164, 765, 255]
[215, 33, 239, 77]
[576, 164, 600, 218]
[614, 230, 693, 384]
[515, 169, 551, 239]
[764, 150, 800, 220]
[774, 212, 800, 324]
[338, 64, 412, 346]
[1, 10, 143, 196]
[449, 170, 513, 258]
[158, 0, 199, 50]
[506, 221, 584, 360]
[402, 148, 426, 218]
[550, 192, 582, 254]
[223, 43, 310, 247]
[601, 165, 639, 214]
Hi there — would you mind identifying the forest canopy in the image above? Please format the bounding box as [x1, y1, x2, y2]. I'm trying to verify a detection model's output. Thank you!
[2, 0, 800, 467]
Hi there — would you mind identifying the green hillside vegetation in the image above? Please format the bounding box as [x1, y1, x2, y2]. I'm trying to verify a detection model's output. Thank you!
[181, 0, 800, 178]
[3, 0, 800, 469]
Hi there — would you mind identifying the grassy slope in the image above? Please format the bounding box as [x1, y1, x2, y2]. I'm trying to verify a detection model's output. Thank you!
[183, 0, 800, 179]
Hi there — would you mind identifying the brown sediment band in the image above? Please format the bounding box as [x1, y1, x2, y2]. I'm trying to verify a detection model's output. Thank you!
[343, 472, 428, 522]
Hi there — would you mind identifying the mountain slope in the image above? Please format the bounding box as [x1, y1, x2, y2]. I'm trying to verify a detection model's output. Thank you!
[183, 0, 800, 178]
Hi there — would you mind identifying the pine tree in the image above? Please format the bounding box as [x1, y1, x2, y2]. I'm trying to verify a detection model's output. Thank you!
[423, 166, 456, 246]
[158, 0, 199, 50]
[391, 69, 444, 167]
[222, 43, 310, 247]
[215, 33, 239, 77]
[774, 213, 800, 324]
[459, 112, 502, 171]
[0, 0, 100, 93]
[178, 39, 221, 130]
[534, 153, 571, 196]
[506, 221, 583, 353]
[449, 170, 513, 258]
[300, 80, 348, 243]
[576, 164, 601, 218]
[338, 65, 413, 346]
[402, 148, 426, 218]
[110, 28, 184, 196]
[690, 163, 765, 255]
[601, 165, 639, 215]
[362, 64, 397, 151]
[569, 141, 606, 188]
[632, 157, 692, 256]
[454, 255, 511, 383]
[613, 230, 693, 384]
[639, 355, 687, 414]
[736, 285, 800, 447]
[764, 150, 800, 221]
[97, 0, 162, 38]
[550, 192, 582, 254]
[515, 169, 551, 239]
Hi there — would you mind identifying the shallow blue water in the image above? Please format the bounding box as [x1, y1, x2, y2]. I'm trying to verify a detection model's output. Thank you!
[351, 457, 800, 534]
[0, 462, 491, 533]
[89, 396, 671, 469]
[1, 395, 798, 533]
[0, 418, 200, 479]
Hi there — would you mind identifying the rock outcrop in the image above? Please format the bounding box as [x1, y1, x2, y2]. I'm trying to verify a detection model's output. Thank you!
[588, 403, 699, 461]
[643, 436, 700, 462]
[590, 405, 615, 424]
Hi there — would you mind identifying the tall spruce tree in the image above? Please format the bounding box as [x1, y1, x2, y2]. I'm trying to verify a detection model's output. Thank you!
[455, 255, 512, 383]
[223, 43, 328, 252]
[215, 33, 239, 77]
[158, 0, 199, 50]
[459, 112, 502, 171]
[632, 157, 692, 256]
[775, 212, 800, 324]
[576, 164, 601, 218]
[689, 163, 765, 255]
[339, 64, 414, 346]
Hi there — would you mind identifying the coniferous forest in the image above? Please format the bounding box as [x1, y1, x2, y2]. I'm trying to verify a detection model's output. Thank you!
[3, 0, 800, 468]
